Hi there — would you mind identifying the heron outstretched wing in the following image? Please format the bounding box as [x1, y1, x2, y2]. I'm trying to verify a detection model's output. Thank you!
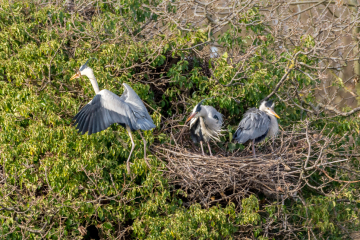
[120, 83, 148, 117]
[233, 108, 270, 143]
[120, 83, 155, 129]
[73, 89, 154, 135]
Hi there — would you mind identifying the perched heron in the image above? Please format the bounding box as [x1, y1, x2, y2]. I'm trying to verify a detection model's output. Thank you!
[233, 100, 280, 157]
[70, 59, 156, 173]
[185, 99, 223, 156]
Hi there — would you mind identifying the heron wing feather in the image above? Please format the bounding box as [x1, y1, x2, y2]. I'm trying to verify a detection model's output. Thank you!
[120, 83, 156, 129]
[73, 85, 156, 135]
[202, 106, 223, 130]
[73, 90, 136, 135]
[233, 108, 270, 143]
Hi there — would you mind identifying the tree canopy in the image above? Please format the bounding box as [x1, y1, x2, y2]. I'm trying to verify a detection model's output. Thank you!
[0, 0, 360, 239]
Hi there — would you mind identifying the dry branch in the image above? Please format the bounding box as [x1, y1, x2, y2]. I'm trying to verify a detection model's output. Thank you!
[151, 123, 357, 207]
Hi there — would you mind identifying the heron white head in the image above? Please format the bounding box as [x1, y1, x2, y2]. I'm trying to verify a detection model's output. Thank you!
[259, 100, 280, 119]
[69, 58, 95, 80]
[185, 99, 207, 123]
[70, 58, 100, 94]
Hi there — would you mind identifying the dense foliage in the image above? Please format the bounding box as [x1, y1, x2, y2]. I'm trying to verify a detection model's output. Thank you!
[0, 0, 359, 239]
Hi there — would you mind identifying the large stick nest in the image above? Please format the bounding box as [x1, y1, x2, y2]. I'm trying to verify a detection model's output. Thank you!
[151, 123, 353, 206]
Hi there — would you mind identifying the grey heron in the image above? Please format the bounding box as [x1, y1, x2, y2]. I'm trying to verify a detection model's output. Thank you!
[233, 100, 280, 158]
[185, 99, 223, 156]
[70, 59, 156, 173]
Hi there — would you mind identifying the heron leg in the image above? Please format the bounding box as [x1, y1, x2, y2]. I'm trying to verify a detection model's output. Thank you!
[252, 139, 256, 158]
[137, 130, 151, 169]
[272, 137, 275, 152]
[200, 141, 205, 156]
[126, 126, 135, 174]
[207, 142, 213, 156]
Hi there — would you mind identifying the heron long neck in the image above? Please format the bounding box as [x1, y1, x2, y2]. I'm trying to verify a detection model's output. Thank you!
[267, 114, 279, 137]
[87, 72, 100, 94]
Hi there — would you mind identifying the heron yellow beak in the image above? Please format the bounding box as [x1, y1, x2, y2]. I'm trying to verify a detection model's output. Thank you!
[70, 71, 81, 80]
[269, 109, 280, 119]
[185, 113, 197, 123]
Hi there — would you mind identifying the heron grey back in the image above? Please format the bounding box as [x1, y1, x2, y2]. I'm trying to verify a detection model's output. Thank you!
[233, 108, 271, 143]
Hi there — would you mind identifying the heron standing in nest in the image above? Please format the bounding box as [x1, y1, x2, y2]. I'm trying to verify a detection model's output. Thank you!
[70, 58, 156, 173]
[185, 99, 223, 156]
[233, 99, 280, 158]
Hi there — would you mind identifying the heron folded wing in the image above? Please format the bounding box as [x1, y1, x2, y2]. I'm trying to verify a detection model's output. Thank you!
[202, 105, 223, 132]
[233, 108, 270, 143]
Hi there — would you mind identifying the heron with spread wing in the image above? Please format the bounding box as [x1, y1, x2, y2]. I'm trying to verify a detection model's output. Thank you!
[233, 100, 280, 157]
[70, 59, 156, 173]
[185, 99, 223, 156]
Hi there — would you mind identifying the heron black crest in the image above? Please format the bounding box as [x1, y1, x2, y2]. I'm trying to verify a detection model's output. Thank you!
[260, 99, 274, 108]
[196, 97, 213, 112]
[196, 99, 206, 112]
[265, 100, 273, 108]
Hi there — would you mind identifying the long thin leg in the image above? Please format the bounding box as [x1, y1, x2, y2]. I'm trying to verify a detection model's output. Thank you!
[137, 130, 151, 169]
[200, 141, 205, 156]
[207, 142, 213, 156]
[126, 125, 135, 174]
[252, 139, 256, 158]
[272, 137, 275, 153]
